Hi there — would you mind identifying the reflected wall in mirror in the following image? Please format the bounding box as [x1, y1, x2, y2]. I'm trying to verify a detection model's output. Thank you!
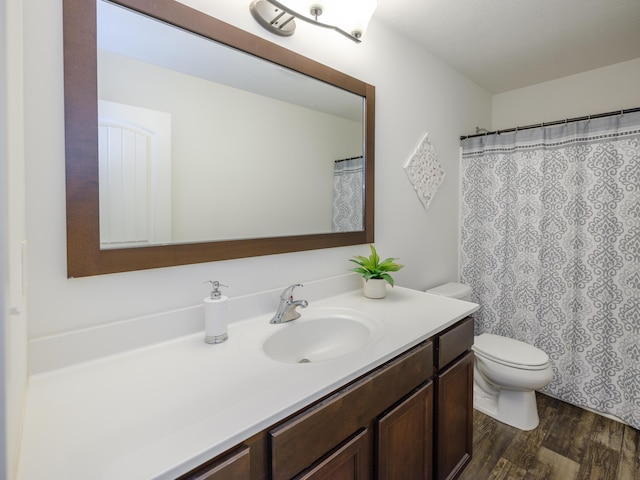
[63, 0, 375, 277]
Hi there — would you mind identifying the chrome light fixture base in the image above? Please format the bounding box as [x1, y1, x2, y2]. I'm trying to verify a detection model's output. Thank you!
[250, 0, 296, 37]
[249, 0, 364, 43]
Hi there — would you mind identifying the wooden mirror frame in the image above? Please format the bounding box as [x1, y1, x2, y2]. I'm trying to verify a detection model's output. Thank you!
[63, 0, 375, 277]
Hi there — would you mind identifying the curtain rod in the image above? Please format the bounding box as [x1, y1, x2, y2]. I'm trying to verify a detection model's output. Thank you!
[460, 106, 640, 140]
[334, 155, 363, 163]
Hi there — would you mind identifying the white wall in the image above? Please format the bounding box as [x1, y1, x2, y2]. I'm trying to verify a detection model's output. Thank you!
[0, 0, 7, 472]
[23, 0, 490, 341]
[3, 0, 29, 478]
[492, 58, 640, 129]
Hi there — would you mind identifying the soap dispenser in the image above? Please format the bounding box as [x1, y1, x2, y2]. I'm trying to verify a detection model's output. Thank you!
[203, 281, 229, 344]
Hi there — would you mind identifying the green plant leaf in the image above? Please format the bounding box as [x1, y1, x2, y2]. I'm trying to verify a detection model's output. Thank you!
[369, 245, 380, 267]
[380, 273, 395, 286]
[351, 267, 370, 276]
[349, 255, 369, 264]
[349, 245, 404, 286]
[379, 258, 403, 271]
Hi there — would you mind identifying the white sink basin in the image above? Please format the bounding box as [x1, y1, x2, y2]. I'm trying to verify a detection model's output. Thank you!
[240, 308, 383, 364]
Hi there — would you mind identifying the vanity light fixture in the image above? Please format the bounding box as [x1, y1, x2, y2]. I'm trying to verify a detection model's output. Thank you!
[249, 0, 377, 43]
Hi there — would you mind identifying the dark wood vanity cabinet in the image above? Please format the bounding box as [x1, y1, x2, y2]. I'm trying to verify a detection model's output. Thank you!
[180, 317, 474, 480]
[434, 317, 475, 480]
[294, 429, 370, 480]
[177, 444, 251, 480]
[270, 341, 434, 480]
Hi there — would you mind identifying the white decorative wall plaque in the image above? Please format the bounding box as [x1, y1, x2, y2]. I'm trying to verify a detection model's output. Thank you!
[403, 132, 445, 210]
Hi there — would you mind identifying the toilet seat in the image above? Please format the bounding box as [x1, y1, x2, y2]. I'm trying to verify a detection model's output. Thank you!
[473, 333, 549, 371]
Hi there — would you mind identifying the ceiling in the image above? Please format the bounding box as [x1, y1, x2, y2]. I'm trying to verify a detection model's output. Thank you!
[374, 0, 640, 94]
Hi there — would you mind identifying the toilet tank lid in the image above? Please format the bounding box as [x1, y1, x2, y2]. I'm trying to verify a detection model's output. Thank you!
[473, 333, 549, 367]
[426, 282, 472, 299]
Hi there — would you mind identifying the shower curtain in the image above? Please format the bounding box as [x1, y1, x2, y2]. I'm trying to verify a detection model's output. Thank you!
[460, 111, 640, 429]
[332, 156, 363, 232]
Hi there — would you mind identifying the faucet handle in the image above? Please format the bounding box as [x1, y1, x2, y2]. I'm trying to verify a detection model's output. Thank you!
[282, 283, 303, 301]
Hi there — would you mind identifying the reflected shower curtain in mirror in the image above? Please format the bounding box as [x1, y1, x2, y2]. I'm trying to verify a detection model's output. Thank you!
[460, 111, 640, 429]
[332, 156, 364, 232]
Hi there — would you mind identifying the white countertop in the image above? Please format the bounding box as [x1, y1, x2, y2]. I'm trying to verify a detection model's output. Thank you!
[18, 286, 478, 480]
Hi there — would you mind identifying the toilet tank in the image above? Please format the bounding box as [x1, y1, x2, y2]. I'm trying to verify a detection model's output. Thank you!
[426, 282, 473, 302]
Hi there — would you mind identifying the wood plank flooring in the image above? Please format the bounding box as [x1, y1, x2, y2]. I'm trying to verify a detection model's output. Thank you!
[458, 393, 640, 480]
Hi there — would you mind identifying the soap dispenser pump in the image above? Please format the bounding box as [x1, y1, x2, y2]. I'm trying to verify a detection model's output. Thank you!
[203, 281, 229, 344]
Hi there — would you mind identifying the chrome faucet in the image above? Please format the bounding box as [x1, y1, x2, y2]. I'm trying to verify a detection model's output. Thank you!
[270, 283, 308, 324]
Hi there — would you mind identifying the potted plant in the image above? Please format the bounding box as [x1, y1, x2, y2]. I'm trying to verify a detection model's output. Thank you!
[350, 245, 404, 298]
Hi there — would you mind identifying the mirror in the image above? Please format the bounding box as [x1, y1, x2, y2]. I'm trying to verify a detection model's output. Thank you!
[63, 0, 375, 277]
[97, 1, 366, 247]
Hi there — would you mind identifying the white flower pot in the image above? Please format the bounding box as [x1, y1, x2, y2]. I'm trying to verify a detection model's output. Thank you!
[363, 278, 387, 299]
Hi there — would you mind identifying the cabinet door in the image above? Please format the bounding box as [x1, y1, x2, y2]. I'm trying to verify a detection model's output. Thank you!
[179, 445, 250, 480]
[435, 351, 474, 480]
[295, 429, 369, 480]
[377, 382, 434, 480]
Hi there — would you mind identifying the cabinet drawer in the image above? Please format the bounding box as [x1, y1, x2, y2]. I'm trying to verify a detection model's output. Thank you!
[270, 341, 433, 480]
[436, 317, 474, 369]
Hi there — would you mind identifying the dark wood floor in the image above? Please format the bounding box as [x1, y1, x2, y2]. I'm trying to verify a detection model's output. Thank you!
[458, 393, 640, 480]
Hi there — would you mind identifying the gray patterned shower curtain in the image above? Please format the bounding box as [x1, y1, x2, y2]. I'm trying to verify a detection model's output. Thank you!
[460, 111, 640, 429]
[332, 156, 363, 232]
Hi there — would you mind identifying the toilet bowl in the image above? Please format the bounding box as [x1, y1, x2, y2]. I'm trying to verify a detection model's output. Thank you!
[473, 333, 553, 431]
[426, 282, 553, 431]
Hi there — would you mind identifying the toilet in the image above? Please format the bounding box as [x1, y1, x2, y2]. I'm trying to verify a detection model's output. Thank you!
[426, 282, 553, 431]
[472, 333, 553, 430]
